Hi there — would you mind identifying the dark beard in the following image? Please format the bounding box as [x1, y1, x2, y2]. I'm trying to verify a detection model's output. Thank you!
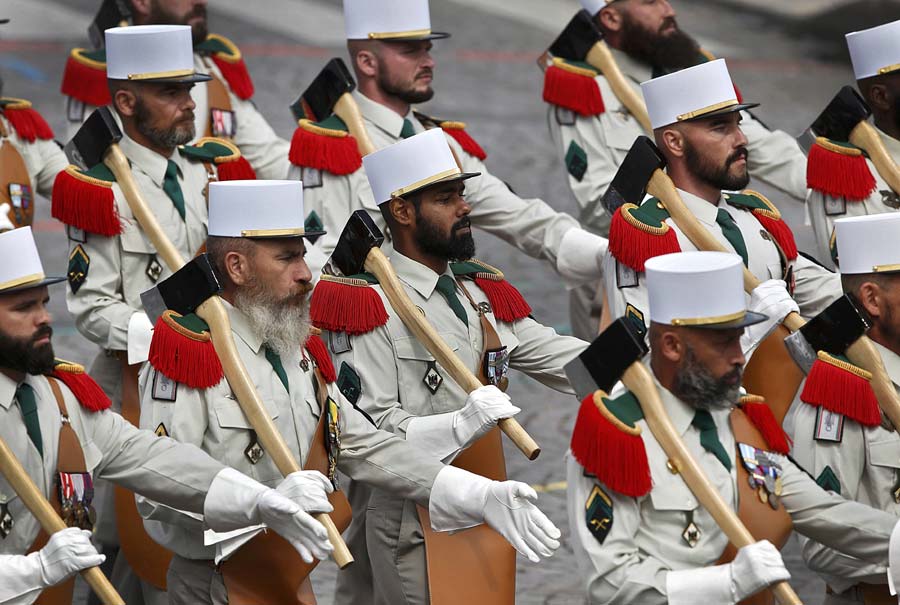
[148, 1, 208, 45]
[414, 211, 476, 262]
[673, 345, 742, 411]
[134, 97, 195, 149]
[377, 68, 435, 105]
[685, 140, 750, 192]
[619, 16, 701, 73]
[0, 325, 55, 375]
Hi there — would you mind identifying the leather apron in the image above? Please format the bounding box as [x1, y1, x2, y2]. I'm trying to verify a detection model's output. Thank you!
[0, 116, 35, 228]
[741, 325, 805, 426]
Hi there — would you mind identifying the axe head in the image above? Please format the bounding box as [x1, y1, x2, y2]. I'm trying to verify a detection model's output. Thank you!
[602, 136, 666, 214]
[140, 255, 222, 324]
[290, 58, 356, 122]
[565, 317, 649, 401]
[783, 293, 872, 374]
[69, 107, 122, 168]
[326, 210, 385, 278]
[810, 86, 871, 142]
[88, 0, 132, 49]
[548, 10, 603, 63]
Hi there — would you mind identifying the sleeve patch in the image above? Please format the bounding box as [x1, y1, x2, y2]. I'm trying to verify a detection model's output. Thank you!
[67, 245, 89, 294]
[337, 362, 361, 405]
[624, 304, 647, 338]
[585, 484, 613, 544]
[329, 331, 352, 355]
[816, 466, 841, 493]
[565, 140, 588, 182]
[151, 369, 178, 402]
[155, 423, 169, 437]
[814, 407, 844, 442]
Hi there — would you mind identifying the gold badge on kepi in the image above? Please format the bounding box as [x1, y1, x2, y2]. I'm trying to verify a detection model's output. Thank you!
[585, 485, 613, 544]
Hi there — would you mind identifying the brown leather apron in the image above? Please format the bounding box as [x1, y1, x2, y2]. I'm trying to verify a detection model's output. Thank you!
[415, 278, 517, 605]
[0, 116, 35, 229]
[202, 59, 236, 141]
[741, 325, 805, 426]
[220, 364, 353, 605]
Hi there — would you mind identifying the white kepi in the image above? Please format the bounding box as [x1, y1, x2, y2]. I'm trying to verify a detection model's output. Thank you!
[343, 0, 449, 41]
[834, 213, 900, 274]
[363, 128, 480, 206]
[645, 251, 766, 329]
[846, 19, 900, 81]
[0, 227, 65, 293]
[105, 24, 211, 83]
[208, 180, 325, 239]
[641, 59, 758, 130]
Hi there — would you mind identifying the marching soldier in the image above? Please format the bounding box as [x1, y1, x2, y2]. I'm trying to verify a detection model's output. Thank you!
[567, 250, 900, 604]
[137, 179, 561, 604]
[792, 212, 900, 603]
[0, 225, 343, 604]
[806, 20, 900, 268]
[61, 0, 289, 179]
[53, 24, 252, 605]
[315, 130, 585, 604]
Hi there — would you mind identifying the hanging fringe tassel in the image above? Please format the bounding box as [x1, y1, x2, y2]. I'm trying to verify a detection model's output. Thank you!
[472, 276, 532, 322]
[289, 121, 362, 176]
[800, 352, 881, 426]
[211, 55, 254, 100]
[51, 167, 121, 236]
[739, 397, 791, 454]
[148, 313, 224, 389]
[570, 392, 650, 498]
[441, 123, 487, 161]
[60, 53, 111, 107]
[310, 276, 388, 335]
[609, 204, 680, 272]
[3, 106, 53, 142]
[807, 139, 876, 202]
[753, 212, 798, 260]
[542, 61, 605, 117]
[51, 362, 111, 412]
[216, 156, 256, 181]
[305, 333, 337, 383]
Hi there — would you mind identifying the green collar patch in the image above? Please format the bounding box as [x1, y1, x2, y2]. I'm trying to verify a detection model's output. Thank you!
[180, 137, 240, 164]
[603, 391, 644, 429]
[722, 191, 768, 212]
[566, 141, 588, 182]
[450, 259, 502, 278]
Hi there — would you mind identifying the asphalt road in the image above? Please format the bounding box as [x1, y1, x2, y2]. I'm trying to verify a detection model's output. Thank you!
[4, 0, 891, 603]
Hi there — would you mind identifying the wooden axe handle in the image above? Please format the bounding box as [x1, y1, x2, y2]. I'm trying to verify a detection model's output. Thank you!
[363, 248, 541, 460]
[103, 146, 354, 569]
[0, 435, 124, 604]
[849, 121, 900, 196]
[621, 363, 802, 605]
[585, 41, 653, 133]
[334, 93, 377, 156]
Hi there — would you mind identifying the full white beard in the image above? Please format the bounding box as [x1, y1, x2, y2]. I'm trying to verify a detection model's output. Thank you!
[234, 287, 311, 358]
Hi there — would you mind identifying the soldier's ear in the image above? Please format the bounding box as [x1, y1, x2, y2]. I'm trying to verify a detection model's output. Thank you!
[598, 6, 624, 33]
[658, 127, 685, 159]
[866, 82, 892, 113]
[112, 86, 138, 118]
[856, 280, 885, 321]
[388, 196, 416, 228]
[657, 329, 684, 363]
[223, 249, 251, 287]
[129, 0, 152, 21]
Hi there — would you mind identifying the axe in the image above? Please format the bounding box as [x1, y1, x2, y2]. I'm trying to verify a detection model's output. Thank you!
[783, 293, 871, 374]
[141, 256, 353, 567]
[811, 86, 900, 196]
[546, 10, 652, 133]
[290, 58, 376, 156]
[326, 210, 541, 460]
[565, 319, 802, 605]
[0, 436, 124, 604]
[88, 0, 132, 49]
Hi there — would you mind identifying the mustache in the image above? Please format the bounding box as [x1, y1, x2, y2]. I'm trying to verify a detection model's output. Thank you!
[190, 5, 207, 20]
[453, 217, 471, 232]
[726, 147, 748, 167]
[721, 365, 743, 385]
[415, 68, 433, 79]
[31, 325, 52, 344]
[659, 16, 679, 34]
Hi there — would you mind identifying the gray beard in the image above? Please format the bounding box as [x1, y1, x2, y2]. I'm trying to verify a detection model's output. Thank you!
[234, 285, 311, 358]
[673, 346, 741, 411]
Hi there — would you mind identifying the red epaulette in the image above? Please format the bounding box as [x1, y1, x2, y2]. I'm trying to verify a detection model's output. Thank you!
[800, 352, 880, 426]
[724, 190, 798, 261]
[199, 34, 254, 100]
[51, 360, 111, 412]
[807, 137, 876, 202]
[305, 331, 336, 383]
[61, 48, 111, 107]
[738, 395, 791, 454]
[51, 163, 121, 236]
[450, 260, 531, 322]
[180, 137, 257, 180]
[148, 311, 224, 389]
[289, 117, 362, 176]
[0, 98, 54, 142]
[439, 121, 487, 161]
[608, 201, 680, 272]
[310, 274, 388, 336]
[542, 58, 605, 117]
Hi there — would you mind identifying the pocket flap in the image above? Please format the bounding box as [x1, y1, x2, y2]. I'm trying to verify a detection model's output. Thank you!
[394, 333, 459, 361]
[120, 223, 156, 254]
[214, 400, 279, 429]
[868, 437, 900, 469]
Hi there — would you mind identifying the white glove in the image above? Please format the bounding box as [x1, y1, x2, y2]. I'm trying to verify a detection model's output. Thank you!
[741, 280, 799, 356]
[275, 470, 333, 515]
[405, 385, 520, 462]
[39, 527, 105, 586]
[126, 311, 154, 365]
[665, 540, 789, 605]
[556, 227, 608, 289]
[0, 203, 13, 232]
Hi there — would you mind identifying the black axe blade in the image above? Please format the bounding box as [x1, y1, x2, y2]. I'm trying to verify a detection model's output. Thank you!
[140, 254, 222, 324]
[548, 9, 603, 63]
[290, 58, 356, 123]
[327, 210, 385, 278]
[88, 0, 132, 49]
[810, 86, 871, 142]
[564, 317, 649, 401]
[69, 107, 123, 168]
[602, 136, 667, 215]
[783, 293, 872, 374]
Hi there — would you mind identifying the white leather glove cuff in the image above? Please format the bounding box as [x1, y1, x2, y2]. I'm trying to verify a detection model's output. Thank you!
[405, 412, 461, 463]
[428, 466, 491, 532]
[127, 311, 154, 365]
[666, 564, 734, 605]
[204, 467, 269, 532]
[556, 228, 608, 289]
[0, 203, 13, 233]
[0, 553, 44, 603]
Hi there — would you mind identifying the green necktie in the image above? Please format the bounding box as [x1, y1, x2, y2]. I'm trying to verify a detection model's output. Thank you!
[400, 118, 416, 139]
[16, 383, 42, 457]
[264, 347, 290, 394]
[163, 160, 186, 220]
[692, 410, 731, 471]
[716, 208, 748, 267]
[435, 275, 468, 326]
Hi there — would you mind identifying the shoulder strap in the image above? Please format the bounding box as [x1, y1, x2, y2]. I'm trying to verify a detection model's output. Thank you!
[46, 377, 71, 419]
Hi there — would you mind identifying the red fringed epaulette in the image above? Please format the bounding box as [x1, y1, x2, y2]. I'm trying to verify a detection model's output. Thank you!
[450, 259, 531, 322]
[51, 164, 121, 236]
[60, 48, 111, 107]
[201, 34, 254, 100]
[289, 118, 362, 176]
[738, 394, 791, 454]
[148, 311, 224, 389]
[570, 390, 650, 498]
[180, 137, 257, 180]
[807, 137, 876, 202]
[725, 190, 798, 260]
[51, 360, 111, 412]
[0, 98, 54, 142]
[305, 332, 336, 384]
[440, 121, 487, 161]
[609, 202, 680, 272]
[310, 274, 388, 336]
[542, 58, 605, 117]
[800, 351, 880, 427]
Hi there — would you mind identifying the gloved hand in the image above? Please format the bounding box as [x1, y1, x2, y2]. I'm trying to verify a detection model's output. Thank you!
[126, 311, 154, 365]
[741, 280, 799, 356]
[275, 470, 334, 515]
[406, 385, 520, 462]
[556, 227, 609, 288]
[257, 489, 333, 563]
[39, 527, 105, 586]
[0, 203, 13, 232]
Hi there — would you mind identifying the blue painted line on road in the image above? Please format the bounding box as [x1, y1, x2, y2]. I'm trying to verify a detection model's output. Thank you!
[0, 58, 47, 83]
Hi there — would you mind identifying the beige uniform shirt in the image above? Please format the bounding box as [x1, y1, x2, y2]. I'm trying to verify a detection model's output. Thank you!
[792, 341, 900, 593]
[566, 382, 899, 605]
[64, 134, 210, 352]
[0, 113, 67, 202]
[137, 301, 443, 560]
[601, 189, 841, 329]
[547, 48, 808, 236]
[807, 128, 900, 269]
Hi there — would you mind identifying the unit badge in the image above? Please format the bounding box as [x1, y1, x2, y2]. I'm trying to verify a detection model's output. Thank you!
[585, 484, 613, 544]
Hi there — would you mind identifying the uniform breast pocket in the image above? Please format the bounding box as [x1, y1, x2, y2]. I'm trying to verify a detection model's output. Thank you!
[394, 334, 459, 414]
[119, 224, 156, 256]
[867, 437, 900, 469]
[214, 399, 280, 430]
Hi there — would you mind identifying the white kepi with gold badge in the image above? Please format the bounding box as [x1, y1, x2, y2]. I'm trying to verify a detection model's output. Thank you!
[846, 19, 900, 80]
[343, 0, 449, 41]
[0, 227, 65, 293]
[105, 24, 211, 84]
[208, 180, 326, 240]
[834, 212, 900, 274]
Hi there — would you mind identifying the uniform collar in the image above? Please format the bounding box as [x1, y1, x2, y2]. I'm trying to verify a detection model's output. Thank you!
[872, 340, 900, 388]
[876, 126, 900, 162]
[610, 46, 653, 85]
[0, 371, 16, 410]
[675, 187, 724, 227]
[224, 298, 264, 355]
[118, 133, 183, 189]
[657, 376, 733, 436]
[353, 91, 418, 140]
[389, 251, 455, 300]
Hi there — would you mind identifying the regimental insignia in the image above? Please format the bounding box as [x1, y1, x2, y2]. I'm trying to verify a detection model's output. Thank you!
[881, 190, 900, 209]
[151, 370, 177, 402]
[300, 357, 310, 372]
[337, 362, 361, 405]
[8, 183, 32, 226]
[146, 257, 163, 283]
[616, 261, 638, 289]
[555, 107, 576, 126]
[304, 210, 324, 245]
[816, 466, 840, 494]
[824, 196, 847, 216]
[682, 510, 701, 548]
[330, 331, 352, 355]
[423, 361, 443, 394]
[66, 225, 86, 244]
[477, 301, 492, 315]
[155, 423, 169, 438]
[67, 245, 89, 294]
[814, 407, 844, 443]
[738, 443, 783, 510]
[301, 167, 323, 189]
[0, 502, 13, 538]
[624, 304, 646, 339]
[585, 484, 613, 544]
[245, 430, 265, 465]
[325, 396, 341, 488]
[565, 140, 588, 182]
